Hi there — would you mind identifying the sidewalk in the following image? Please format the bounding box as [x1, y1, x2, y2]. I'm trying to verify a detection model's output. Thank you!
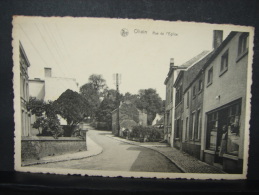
[22, 136, 103, 166]
[106, 135, 225, 174]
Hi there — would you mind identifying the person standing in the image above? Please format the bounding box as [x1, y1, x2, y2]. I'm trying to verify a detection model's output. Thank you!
[219, 125, 228, 157]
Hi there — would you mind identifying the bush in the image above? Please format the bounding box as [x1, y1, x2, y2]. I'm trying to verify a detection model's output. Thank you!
[130, 126, 163, 142]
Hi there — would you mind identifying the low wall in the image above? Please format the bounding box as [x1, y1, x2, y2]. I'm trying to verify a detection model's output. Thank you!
[21, 136, 87, 161]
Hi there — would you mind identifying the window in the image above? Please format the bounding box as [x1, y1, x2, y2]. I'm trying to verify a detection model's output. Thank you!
[198, 79, 203, 92]
[175, 85, 183, 106]
[195, 110, 201, 140]
[175, 118, 181, 139]
[192, 85, 196, 98]
[226, 103, 241, 156]
[238, 33, 249, 57]
[207, 67, 213, 86]
[190, 112, 195, 140]
[170, 87, 173, 103]
[185, 117, 189, 141]
[206, 112, 218, 150]
[206, 100, 241, 156]
[186, 91, 189, 108]
[220, 50, 228, 75]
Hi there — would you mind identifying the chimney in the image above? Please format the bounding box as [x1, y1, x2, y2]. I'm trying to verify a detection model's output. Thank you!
[213, 30, 223, 49]
[170, 58, 174, 69]
[44, 67, 52, 77]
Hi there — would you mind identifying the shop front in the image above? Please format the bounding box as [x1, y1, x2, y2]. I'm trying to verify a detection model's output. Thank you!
[204, 98, 243, 173]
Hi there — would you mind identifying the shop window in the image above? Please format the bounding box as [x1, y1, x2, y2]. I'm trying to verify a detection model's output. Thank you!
[220, 50, 228, 76]
[226, 103, 241, 156]
[206, 112, 218, 150]
[206, 101, 241, 156]
[238, 32, 249, 57]
[207, 67, 213, 86]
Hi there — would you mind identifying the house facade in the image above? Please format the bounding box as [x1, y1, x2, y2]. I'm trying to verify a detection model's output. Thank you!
[29, 68, 79, 135]
[164, 58, 180, 146]
[20, 42, 31, 137]
[173, 71, 184, 150]
[167, 30, 250, 173]
[202, 32, 249, 173]
[112, 101, 147, 136]
[181, 52, 213, 160]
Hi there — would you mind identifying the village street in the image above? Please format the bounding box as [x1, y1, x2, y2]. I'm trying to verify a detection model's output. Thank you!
[31, 129, 182, 173]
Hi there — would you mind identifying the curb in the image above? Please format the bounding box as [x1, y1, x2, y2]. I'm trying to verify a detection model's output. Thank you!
[106, 135, 225, 174]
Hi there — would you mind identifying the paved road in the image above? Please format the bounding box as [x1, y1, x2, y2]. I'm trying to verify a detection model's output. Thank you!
[32, 130, 182, 173]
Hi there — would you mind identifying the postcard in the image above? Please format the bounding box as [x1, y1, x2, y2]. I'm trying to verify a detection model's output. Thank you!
[13, 16, 254, 179]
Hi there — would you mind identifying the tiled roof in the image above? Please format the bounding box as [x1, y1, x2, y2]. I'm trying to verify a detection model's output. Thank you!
[180, 50, 211, 69]
[182, 51, 213, 92]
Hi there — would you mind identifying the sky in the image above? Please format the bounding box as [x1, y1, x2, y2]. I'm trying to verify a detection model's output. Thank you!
[13, 17, 237, 99]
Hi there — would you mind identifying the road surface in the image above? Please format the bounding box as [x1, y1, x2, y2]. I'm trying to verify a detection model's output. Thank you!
[32, 130, 182, 173]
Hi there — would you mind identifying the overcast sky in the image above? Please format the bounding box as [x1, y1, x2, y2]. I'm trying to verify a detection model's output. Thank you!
[14, 17, 237, 99]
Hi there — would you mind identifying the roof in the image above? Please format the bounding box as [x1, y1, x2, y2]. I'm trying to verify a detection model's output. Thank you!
[182, 51, 213, 92]
[19, 41, 31, 67]
[172, 50, 211, 88]
[183, 31, 238, 93]
[180, 50, 211, 69]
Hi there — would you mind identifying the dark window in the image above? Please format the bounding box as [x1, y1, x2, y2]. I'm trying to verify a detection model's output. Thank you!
[220, 50, 228, 74]
[198, 79, 203, 92]
[175, 118, 181, 138]
[238, 33, 249, 56]
[190, 112, 195, 140]
[195, 110, 201, 140]
[185, 117, 189, 140]
[207, 67, 213, 85]
[206, 112, 218, 150]
[187, 91, 189, 108]
[175, 85, 183, 106]
[192, 85, 196, 98]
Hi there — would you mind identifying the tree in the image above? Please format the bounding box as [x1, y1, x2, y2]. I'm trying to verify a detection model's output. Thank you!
[88, 74, 107, 94]
[80, 83, 100, 118]
[95, 89, 123, 129]
[26, 97, 62, 138]
[53, 89, 90, 136]
[137, 88, 163, 125]
[123, 92, 140, 105]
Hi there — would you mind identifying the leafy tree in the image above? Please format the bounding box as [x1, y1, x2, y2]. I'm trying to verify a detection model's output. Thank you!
[88, 74, 107, 94]
[137, 88, 163, 125]
[53, 89, 90, 136]
[27, 97, 62, 138]
[95, 89, 123, 129]
[123, 92, 140, 105]
[26, 97, 45, 117]
[80, 74, 108, 118]
[80, 83, 100, 118]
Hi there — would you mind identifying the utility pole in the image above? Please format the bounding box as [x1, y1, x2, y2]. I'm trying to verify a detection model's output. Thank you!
[113, 73, 121, 136]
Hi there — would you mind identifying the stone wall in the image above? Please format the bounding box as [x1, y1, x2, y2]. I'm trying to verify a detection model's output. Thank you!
[21, 136, 87, 161]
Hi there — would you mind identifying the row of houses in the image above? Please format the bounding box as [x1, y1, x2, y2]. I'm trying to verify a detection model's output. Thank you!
[164, 30, 250, 173]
